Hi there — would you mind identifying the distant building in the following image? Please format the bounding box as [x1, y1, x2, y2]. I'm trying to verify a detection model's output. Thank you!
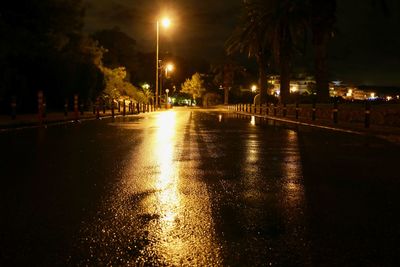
[268, 75, 315, 96]
[329, 81, 398, 100]
[266, 76, 400, 101]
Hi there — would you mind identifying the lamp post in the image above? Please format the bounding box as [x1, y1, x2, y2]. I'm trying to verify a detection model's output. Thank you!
[160, 62, 174, 108]
[166, 89, 170, 108]
[155, 18, 171, 108]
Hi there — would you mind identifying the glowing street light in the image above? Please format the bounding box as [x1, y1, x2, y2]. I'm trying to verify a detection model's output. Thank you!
[156, 17, 171, 108]
[251, 84, 257, 93]
[166, 89, 170, 100]
[165, 63, 174, 77]
[161, 18, 171, 28]
[166, 63, 174, 72]
[160, 62, 175, 104]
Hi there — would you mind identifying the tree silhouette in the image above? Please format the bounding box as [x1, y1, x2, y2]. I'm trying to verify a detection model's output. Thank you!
[227, 0, 308, 104]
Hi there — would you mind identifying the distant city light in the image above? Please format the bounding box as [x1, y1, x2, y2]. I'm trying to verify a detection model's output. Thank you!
[368, 92, 378, 100]
[346, 89, 353, 97]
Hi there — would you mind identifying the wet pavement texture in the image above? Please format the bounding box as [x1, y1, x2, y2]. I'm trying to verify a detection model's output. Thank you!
[1, 108, 399, 266]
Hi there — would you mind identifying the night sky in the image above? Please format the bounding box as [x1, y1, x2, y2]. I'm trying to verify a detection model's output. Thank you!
[84, 0, 400, 86]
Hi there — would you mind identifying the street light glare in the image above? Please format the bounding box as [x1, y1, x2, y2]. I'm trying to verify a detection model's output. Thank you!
[166, 63, 174, 72]
[161, 18, 171, 28]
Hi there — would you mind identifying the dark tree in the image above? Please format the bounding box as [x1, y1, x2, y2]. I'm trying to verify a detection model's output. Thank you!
[92, 27, 139, 82]
[227, 0, 308, 104]
[0, 0, 103, 112]
[310, 0, 336, 103]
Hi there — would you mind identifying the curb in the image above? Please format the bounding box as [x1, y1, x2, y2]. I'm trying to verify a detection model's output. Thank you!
[0, 112, 157, 133]
[235, 111, 400, 145]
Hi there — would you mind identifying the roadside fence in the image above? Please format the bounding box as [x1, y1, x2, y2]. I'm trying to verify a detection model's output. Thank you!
[228, 101, 400, 128]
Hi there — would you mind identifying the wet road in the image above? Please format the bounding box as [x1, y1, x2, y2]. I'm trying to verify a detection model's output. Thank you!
[1, 108, 400, 266]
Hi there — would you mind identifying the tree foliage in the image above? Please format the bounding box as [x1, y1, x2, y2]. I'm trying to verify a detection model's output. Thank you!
[181, 73, 206, 100]
[210, 60, 251, 104]
[227, 0, 309, 103]
[0, 0, 102, 111]
[100, 66, 148, 103]
[229, 0, 390, 103]
[92, 27, 139, 82]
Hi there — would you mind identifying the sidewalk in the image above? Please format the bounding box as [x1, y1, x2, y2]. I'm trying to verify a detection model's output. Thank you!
[233, 110, 400, 145]
[0, 110, 151, 131]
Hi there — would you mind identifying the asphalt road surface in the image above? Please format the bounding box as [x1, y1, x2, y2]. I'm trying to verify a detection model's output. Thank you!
[1, 108, 399, 266]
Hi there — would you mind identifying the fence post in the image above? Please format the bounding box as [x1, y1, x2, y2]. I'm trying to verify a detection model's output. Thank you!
[333, 100, 339, 124]
[64, 98, 69, 117]
[123, 100, 126, 116]
[96, 97, 100, 119]
[38, 91, 44, 124]
[365, 100, 371, 128]
[111, 98, 115, 118]
[312, 99, 316, 121]
[42, 96, 47, 119]
[80, 102, 84, 116]
[74, 94, 79, 121]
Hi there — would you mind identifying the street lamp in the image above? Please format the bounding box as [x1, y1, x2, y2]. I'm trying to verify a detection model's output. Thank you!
[251, 84, 257, 93]
[160, 62, 174, 107]
[166, 89, 170, 105]
[166, 63, 174, 76]
[156, 17, 171, 108]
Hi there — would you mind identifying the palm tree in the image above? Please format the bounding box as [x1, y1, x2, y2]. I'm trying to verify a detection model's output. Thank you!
[310, 0, 336, 103]
[210, 59, 248, 105]
[226, 0, 271, 105]
[227, 0, 308, 104]
[310, 0, 388, 103]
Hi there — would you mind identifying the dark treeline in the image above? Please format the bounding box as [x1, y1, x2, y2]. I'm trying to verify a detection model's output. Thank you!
[0, 0, 221, 113]
[0, 0, 106, 112]
[226, 0, 392, 104]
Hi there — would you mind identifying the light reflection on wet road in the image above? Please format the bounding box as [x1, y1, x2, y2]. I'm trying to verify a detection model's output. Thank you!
[76, 110, 222, 266]
[1, 108, 400, 266]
